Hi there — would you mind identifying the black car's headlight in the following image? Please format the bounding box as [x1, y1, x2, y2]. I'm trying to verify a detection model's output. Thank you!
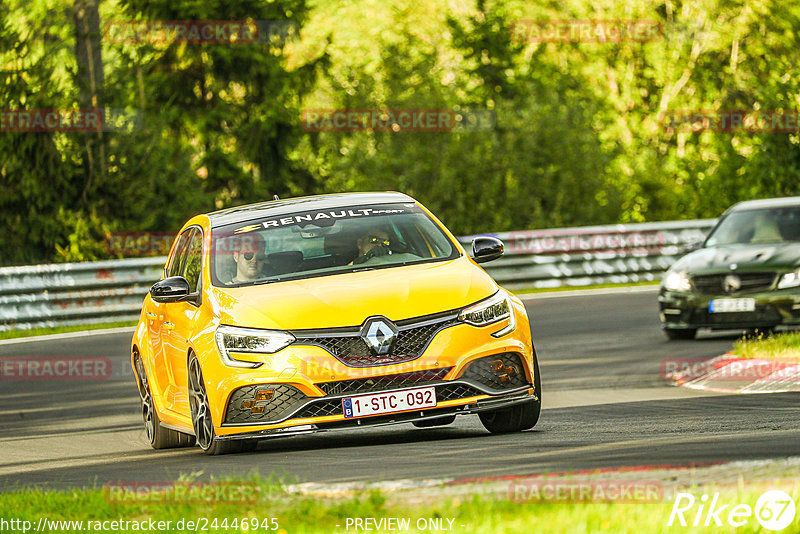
[778, 268, 800, 289]
[214, 325, 295, 368]
[662, 271, 692, 292]
[459, 290, 517, 338]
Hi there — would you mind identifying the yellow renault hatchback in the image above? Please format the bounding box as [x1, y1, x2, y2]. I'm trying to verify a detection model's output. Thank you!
[131, 192, 541, 454]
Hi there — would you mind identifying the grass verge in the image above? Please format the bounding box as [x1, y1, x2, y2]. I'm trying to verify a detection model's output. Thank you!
[733, 331, 800, 361]
[0, 476, 796, 533]
[0, 321, 137, 341]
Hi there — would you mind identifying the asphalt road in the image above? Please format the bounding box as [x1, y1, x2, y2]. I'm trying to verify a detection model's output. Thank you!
[1, 287, 798, 490]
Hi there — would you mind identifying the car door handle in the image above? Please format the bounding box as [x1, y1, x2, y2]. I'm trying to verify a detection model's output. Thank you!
[163, 321, 175, 329]
[146, 313, 157, 318]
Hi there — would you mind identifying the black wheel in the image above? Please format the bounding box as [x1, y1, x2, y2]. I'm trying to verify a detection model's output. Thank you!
[188, 352, 257, 455]
[479, 350, 542, 434]
[664, 328, 697, 340]
[412, 415, 456, 428]
[134, 351, 195, 449]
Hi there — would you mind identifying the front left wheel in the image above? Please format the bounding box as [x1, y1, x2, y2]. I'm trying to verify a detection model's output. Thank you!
[134, 351, 195, 449]
[479, 350, 542, 434]
[188, 352, 258, 455]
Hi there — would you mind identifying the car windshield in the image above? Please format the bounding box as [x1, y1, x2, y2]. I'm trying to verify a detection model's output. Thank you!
[211, 202, 460, 286]
[705, 206, 800, 246]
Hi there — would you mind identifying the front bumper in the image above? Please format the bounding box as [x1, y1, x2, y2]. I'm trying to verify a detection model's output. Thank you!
[214, 386, 537, 442]
[659, 288, 800, 330]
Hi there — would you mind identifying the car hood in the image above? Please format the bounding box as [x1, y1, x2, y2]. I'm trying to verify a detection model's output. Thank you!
[211, 257, 498, 330]
[671, 243, 800, 274]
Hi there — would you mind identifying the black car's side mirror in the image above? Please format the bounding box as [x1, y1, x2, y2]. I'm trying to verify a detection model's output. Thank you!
[150, 276, 191, 303]
[471, 237, 504, 264]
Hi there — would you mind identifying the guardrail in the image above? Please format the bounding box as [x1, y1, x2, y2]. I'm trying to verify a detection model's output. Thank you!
[0, 219, 716, 332]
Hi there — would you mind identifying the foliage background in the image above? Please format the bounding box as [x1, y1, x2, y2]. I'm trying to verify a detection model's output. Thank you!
[1, 0, 799, 264]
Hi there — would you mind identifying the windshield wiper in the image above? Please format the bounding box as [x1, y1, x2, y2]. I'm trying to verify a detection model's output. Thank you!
[253, 278, 283, 285]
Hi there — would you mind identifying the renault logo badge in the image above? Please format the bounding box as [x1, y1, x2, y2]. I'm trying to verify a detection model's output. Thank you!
[724, 274, 742, 293]
[361, 317, 398, 355]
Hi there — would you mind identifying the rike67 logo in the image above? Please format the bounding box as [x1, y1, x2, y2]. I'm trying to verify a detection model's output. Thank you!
[669, 490, 796, 531]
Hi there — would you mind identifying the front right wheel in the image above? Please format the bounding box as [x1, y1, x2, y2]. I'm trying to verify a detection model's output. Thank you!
[479, 351, 541, 434]
[188, 352, 257, 455]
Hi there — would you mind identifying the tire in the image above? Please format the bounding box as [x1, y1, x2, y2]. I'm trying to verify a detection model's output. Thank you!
[134, 351, 195, 449]
[479, 350, 542, 434]
[188, 352, 257, 455]
[664, 328, 697, 340]
[412, 415, 456, 428]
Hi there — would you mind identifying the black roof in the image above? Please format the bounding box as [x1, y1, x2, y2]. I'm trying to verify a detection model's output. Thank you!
[206, 192, 415, 227]
[728, 196, 800, 212]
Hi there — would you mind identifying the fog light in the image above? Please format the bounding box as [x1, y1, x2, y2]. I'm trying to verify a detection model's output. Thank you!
[256, 389, 274, 401]
[490, 359, 519, 383]
[241, 400, 254, 410]
[251, 405, 266, 414]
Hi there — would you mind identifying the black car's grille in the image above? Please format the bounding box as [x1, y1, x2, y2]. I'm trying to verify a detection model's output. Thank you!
[692, 272, 776, 294]
[224, 384, 308, 425]
[461, 353, 529, 391]
[691, 305, 782, 325]
[317, 367, 452, 396]
[293, 311, 459, 367]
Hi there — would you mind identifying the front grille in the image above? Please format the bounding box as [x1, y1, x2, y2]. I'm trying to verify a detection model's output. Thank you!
[295, 383, 484, 419]
[224, 384, 308, 424]
[461, 353, 529, 391]
[295, 399, 342, 419]
[692, 272, 776, 294]
[318, 367, 452, 396]
[691, 305, 782, 325]
[227, 380, 486, 424]
[437, 383, 484, 402]
[293, 311, 459, 367]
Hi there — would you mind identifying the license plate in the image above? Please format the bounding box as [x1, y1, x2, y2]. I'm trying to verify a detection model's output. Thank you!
[709, 298, 756, 313]
[342, 387, 437, 418]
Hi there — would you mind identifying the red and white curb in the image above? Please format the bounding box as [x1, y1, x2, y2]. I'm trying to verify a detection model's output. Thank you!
[668, 353, 800, 393]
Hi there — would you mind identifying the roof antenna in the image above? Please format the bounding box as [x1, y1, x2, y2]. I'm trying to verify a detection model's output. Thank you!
[273, 194, 280, 201]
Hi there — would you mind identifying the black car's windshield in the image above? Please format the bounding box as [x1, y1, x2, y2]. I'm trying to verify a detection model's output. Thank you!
[705, 207, 800, 246]
[211, 203, 459, 286]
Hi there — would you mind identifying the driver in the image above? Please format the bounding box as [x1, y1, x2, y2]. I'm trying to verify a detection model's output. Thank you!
[350, 228, 392, 265]
[230, 233, 266, 283]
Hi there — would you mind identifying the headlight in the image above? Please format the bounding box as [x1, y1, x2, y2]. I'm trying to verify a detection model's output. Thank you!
[459, 290, 517, 337]
[663, 271, 692, 292]
[778, 268, 800, 289]
[214, 325, 295, 368]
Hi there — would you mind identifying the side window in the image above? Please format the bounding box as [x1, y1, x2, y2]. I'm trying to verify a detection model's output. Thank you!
[182, 228, 203, 292]
[166, 230, 192, 278]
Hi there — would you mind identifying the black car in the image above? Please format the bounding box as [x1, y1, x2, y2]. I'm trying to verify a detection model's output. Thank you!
[659, 197, 800, 339]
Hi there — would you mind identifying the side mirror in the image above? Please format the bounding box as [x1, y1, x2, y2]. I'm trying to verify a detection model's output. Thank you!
[471, 237, 504, 264]
[150, 276, 191, 303]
